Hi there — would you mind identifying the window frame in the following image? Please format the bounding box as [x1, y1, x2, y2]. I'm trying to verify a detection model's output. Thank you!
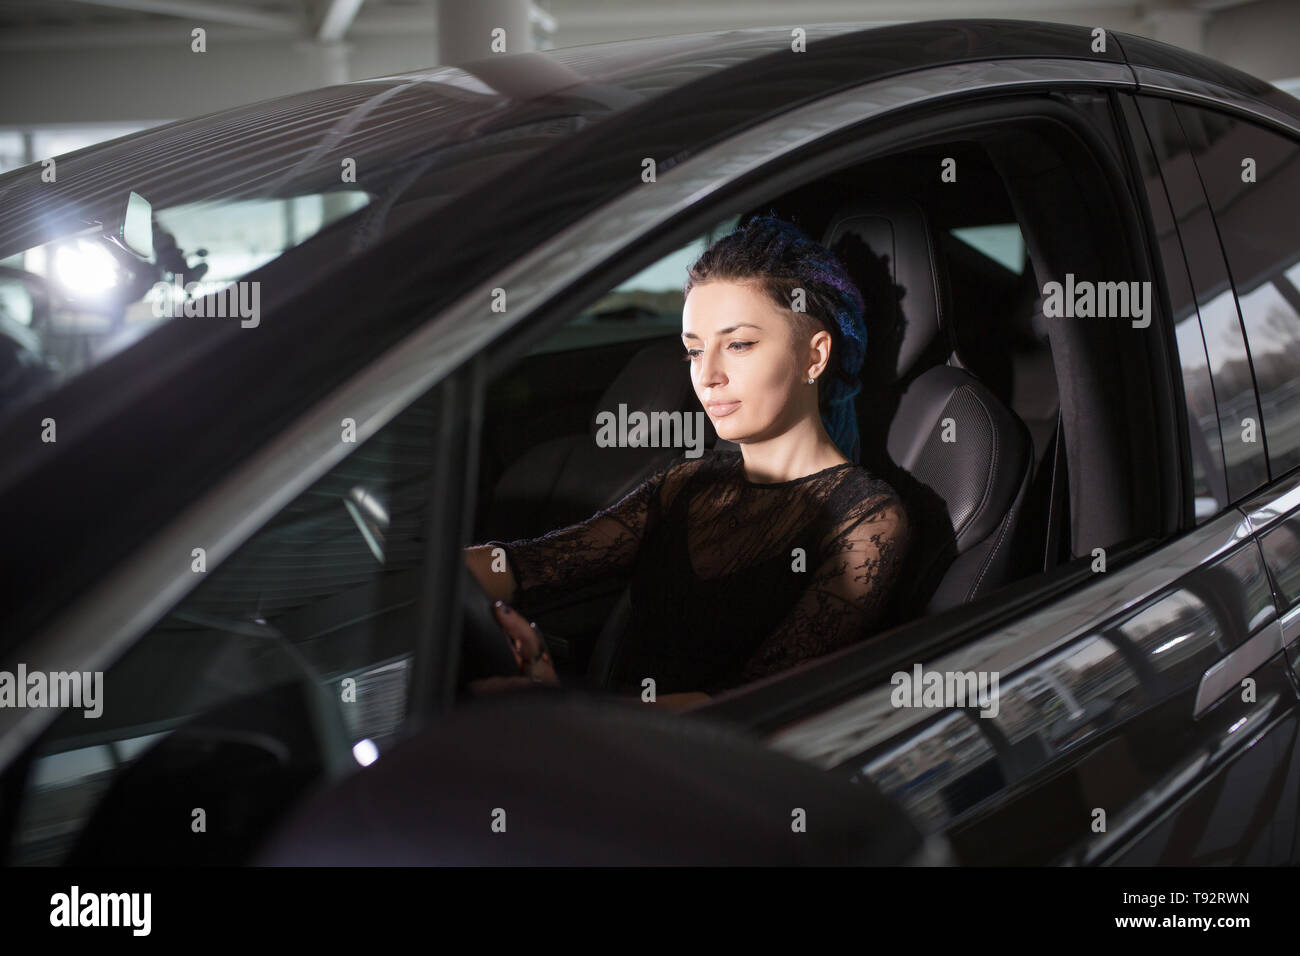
[461, 88, 1178, 726]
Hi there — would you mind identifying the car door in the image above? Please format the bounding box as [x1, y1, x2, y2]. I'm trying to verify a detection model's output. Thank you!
[761, 87, 1300, 866]
[766, 509, 1295, 865]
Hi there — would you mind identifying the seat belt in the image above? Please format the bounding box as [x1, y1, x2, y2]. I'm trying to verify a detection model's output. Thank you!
[1042, 408, 1067, 573]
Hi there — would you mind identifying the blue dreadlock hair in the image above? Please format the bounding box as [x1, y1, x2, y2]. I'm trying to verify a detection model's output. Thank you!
[683, 213, 868, 463]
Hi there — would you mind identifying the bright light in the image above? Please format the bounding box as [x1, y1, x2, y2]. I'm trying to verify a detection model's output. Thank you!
[53, 239, 118, 296]
[352, 738, 379, 767]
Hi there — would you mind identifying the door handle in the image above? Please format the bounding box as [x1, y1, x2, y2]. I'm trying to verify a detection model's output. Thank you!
[1194, 619, 1286, 718]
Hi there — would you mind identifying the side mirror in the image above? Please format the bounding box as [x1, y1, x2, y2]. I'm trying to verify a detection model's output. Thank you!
[114, 191, 155, 261]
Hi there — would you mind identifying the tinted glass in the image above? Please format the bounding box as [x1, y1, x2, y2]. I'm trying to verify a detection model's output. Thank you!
[1173, 104, 1300, 479]
[0, 32, 801, 420]
[0, 190, 370, 415]
[1134, 96, 1269, 503]
[1119, 95, 1229, 522]
[530, 214, 740, 355]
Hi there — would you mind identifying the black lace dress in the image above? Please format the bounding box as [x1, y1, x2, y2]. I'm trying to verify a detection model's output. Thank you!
[484, 449, 911, 696]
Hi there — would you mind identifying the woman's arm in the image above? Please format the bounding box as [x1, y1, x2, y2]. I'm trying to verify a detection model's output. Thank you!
[464, 456, 706, 613]
[462, 464, 671, 608]
[737, 490, 911, 684]
[463, 543, 516, 602]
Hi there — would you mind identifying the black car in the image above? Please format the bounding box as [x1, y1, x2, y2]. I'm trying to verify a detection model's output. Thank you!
[2, 18, 1299, 866]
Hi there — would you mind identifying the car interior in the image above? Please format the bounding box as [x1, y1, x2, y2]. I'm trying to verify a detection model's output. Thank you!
[0, 94, 1179, 866]
[473, 102, 1171, 694]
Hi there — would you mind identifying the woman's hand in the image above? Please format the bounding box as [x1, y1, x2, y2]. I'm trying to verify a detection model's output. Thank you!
[468, 601, 560, 695]
[464, 601, 711, 712]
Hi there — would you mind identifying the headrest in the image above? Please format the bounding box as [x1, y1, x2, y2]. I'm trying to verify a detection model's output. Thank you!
[588, 338, 698, 440]
[822, 196, 946, 380]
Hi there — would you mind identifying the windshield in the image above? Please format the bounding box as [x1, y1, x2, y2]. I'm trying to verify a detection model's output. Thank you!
[0, 71, 605, 421]
[0, 190, 372, 412]
[0, 25, 877, 423]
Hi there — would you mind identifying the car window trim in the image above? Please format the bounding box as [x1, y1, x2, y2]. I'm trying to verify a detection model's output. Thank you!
[1131, 66, 1300, 141]
[0, 55, 1136, 770]
[1239, 465, 1300, 534]
[407, 356, 486, 728]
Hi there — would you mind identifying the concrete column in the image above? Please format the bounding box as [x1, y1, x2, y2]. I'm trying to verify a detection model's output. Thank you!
[318, 40, 352, 85]
[437, 0, 534, 65]
[297, 39, 352, 86]
[1141, 1, 1208, 53]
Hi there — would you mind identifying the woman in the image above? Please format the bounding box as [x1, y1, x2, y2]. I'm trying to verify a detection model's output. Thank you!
[463, 214, 911, 710]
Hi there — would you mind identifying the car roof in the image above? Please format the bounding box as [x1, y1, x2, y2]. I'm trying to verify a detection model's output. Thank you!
[6, 17, 1297, 260]
[0, 20, 1125, 256]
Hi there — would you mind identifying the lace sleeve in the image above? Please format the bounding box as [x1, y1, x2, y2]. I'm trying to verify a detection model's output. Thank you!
[481, 459, 687, 610]
[734, 488, 911, 687]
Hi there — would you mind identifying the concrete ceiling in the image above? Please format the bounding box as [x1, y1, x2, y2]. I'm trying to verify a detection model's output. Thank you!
[0, 0, 1254, 49]
[0, 0, 1293, 128]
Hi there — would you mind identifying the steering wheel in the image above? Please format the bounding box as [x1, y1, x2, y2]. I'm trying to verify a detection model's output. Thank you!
[456, 561, 526, 688]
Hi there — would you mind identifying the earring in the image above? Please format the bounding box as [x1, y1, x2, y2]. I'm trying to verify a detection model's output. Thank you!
[807, 377, 815, 384]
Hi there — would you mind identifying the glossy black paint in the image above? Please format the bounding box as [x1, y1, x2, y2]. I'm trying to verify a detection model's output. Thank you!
[815, 524, 1295, 865]
[1261, 516, 1300, 609]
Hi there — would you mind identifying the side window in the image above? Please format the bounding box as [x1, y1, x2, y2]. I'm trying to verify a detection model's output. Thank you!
[476, 222, 735, 670]
[1132, 95, 1269, 504]
[948, 223, 1027, 275]
[478, 109, 1164, 695]
[527, 214, 742, 356]
[7, 383, 448, 865]
[1173, 103, 1300, 480]
[1118, 95, 1229, 522]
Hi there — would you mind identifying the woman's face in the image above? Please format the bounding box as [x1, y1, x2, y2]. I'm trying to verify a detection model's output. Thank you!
[682, 280, 825, 445]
